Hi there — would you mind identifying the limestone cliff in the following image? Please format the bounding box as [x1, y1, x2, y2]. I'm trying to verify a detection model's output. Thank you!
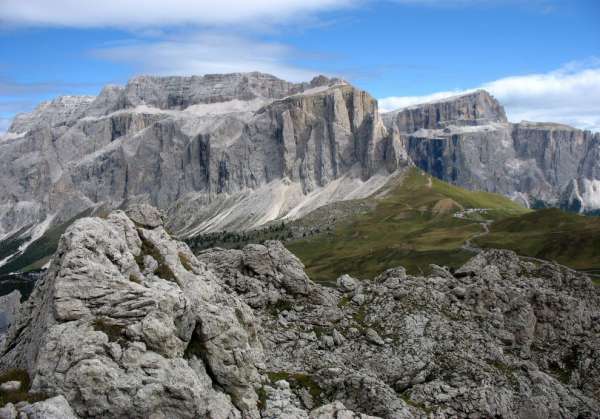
[382, 91, 600, 210]
[0, 73, 399, 251]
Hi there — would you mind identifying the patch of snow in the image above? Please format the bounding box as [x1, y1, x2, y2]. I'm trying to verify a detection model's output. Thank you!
[0, 131, 27, 143]
[410, 122, 507, 139]
[184, 98, 270, 116]
[510, 192, 530, 208]
[505, 158, 526, 173]
[0, 214, 55, 269]
[580, 178, 600, 210]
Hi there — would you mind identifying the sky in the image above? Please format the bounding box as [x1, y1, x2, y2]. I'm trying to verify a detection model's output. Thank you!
[0, 0, 599, 132]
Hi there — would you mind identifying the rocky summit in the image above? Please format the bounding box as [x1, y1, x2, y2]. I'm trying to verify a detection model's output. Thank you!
[1, 73, 600, 273]
[1, 205, 598, 418]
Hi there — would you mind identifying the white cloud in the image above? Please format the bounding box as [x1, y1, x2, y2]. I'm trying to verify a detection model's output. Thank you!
[378, 89, 474, 111]
[379, 60, 600, 132]
[92, 33, 321, 82]
[0, 0, 356, 28]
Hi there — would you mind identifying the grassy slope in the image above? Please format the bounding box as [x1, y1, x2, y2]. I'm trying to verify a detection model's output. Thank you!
[475, 208, 600, 270]
[286, 168, 529, 283]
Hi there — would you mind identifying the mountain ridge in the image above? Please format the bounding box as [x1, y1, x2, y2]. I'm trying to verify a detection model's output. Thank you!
[1, 72, 599, 273]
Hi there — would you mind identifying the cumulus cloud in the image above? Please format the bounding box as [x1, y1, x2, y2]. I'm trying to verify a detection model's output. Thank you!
[379, 60, 600, 132]
[91, 33, 321, 82]
[0, 0, 357, 28]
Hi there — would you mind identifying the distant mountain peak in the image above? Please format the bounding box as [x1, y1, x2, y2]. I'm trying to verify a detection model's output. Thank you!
[382, 88, 507, 133]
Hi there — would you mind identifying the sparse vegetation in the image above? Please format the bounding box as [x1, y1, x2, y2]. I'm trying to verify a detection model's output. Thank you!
[286, 168, 600, 283]
[287, 168, 529, 282]
[266, 371, 324, 406]
[474, 208, 600, 270]
[92, 318, 126, 343]
[400, 392, 434, 413]
[0, 369, 47, 407]
[267, 299, 293, 316]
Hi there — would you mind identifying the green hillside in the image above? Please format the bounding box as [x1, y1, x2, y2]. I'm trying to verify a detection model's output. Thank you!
[475, 208, 600, 271]
[287, 168, 600, 284]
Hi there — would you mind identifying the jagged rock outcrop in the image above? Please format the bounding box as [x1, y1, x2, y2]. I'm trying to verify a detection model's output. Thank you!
[382, 91, 600, 210]
[0, 72, 400, 252]
[1, 205, 265, 418]
[2, 207, 599, 418]
[200, 244, 600, 418]
[1, 208, 599, 417]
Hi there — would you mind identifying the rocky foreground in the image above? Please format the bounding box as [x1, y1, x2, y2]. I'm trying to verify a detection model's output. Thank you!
[0, 206, 599, 418]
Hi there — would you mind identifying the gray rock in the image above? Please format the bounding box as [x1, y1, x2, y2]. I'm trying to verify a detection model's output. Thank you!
[364, 328, 384, 346]
[0, 73, 395, 245]
[1, 210, 599, 419]
[382, 91, 600, 213]
[17, 396, 78, 419]
[125, 204, 163, 228]
[0, 403, 17, 419]
[3, 75, 600, 269]
[0, 209, 263, 418]
[0, 290, 21, 346]
[0, 381, 21, 392]
[309, 401, 381, 418]
[336, 274, 358, 292]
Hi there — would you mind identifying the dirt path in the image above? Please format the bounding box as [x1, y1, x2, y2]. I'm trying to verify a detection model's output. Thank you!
[454, 209, 492, 254]
[462, 220, 491, 253]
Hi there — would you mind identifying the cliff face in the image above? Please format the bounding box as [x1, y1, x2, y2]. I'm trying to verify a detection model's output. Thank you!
[0, 73, 401, 248]
[382, 91, 600, 210]
[2, 75, 600, 267]
[382, 89, 508, 133]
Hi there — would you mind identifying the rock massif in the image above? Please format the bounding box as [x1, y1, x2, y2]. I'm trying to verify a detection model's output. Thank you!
[0, 72, 399, 249]
[1, 73, 600, 271]
[382, 90, 600, 211]
[1, 206, 599, 418]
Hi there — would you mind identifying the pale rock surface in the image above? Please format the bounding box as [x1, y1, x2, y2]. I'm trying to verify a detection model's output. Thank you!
[0, 72, 399, 245]
[382, 91, 600, 211]
[0, 381, 20, 392]
[0, 290, 21, 349]
[13, 396, 78, 419]
[0, 205, 263, 418]
[1, 208, 599, 418]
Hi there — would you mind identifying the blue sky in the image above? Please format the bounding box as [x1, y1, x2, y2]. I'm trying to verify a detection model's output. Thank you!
[1, 0, 599, 132]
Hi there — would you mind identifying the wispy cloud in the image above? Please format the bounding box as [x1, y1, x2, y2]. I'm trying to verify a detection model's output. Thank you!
[0, 0, 358, 28]
[379, 59, 600, 132]
[0, 79, 99, 96]
[92, 33, 322, 82]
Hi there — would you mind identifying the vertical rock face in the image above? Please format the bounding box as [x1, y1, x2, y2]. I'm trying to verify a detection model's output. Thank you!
[0, 73, 398, 243]
[382, 90, 508, 133]
[382, 91, 600, 210]
[2, 74, 600, 259]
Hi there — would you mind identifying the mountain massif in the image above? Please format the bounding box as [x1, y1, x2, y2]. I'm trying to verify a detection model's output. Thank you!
[1, 72, 599, 273]
[1, 73, 600, 418]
